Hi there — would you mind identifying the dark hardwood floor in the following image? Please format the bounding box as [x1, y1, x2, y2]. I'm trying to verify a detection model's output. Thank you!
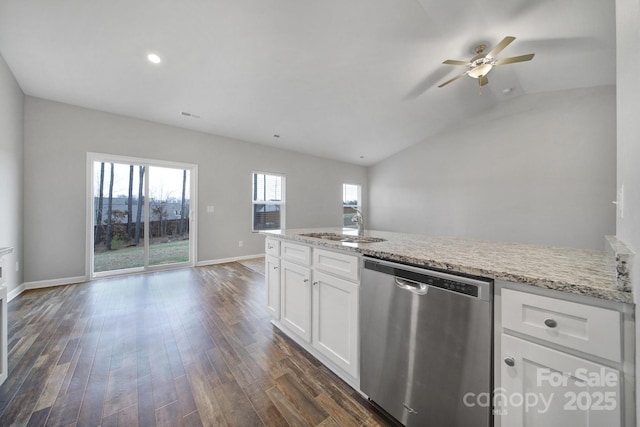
[0, 263, 391, 426]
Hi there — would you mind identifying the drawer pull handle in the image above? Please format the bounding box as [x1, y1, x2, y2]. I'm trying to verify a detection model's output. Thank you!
[303, 279, 309, 283]
[272, 266, 278, 270]
[268, 244, 274, 249]
[544, 318, 558, 328]
[313, 281, 318, 286]
[504, 357, 515, 367]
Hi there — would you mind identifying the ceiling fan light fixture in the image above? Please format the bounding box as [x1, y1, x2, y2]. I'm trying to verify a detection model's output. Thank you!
[438, 36, 534, 90]
[467, 63, 493, 78]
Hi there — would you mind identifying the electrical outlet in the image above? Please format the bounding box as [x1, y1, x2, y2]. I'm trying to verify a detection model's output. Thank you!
[238, 240, 243, 247]
[207, 205, 214, 213]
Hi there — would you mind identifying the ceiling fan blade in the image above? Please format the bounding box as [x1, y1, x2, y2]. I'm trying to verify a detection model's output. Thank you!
[493, 53, 535, 65]
[479, 75, 489, 87]
[437, 72, 468, 88]
[442, 59, 469, 66]
[486, 36, 516, 58]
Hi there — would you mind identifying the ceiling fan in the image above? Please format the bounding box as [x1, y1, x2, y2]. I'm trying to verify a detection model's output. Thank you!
[438, 36, 534, 91]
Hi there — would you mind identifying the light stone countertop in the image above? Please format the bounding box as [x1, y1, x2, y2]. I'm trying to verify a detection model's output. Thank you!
[263, 228, 633, 304]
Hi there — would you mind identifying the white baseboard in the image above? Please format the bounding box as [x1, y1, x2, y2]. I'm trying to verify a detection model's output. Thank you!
[12, 257, 263, 297]
[23, 275, 88, 291]
[196, 253, 265, 267]
[7, 284, 25, 302]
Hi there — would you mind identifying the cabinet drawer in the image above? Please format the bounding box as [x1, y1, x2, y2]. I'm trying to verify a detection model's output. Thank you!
[281, 241, 311, 265]
[265, 238, 280, 257]
[313, 248, 359, 282]
[502, 288, 622, 362]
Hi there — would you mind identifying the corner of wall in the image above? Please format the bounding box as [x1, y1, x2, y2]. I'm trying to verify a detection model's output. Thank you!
[0, 52, 25, 300]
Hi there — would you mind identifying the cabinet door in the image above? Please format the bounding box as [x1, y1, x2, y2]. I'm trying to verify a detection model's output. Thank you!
[266, 255, 280, 320]
[499, 334, 621, 427]
[312, 271, 359, 378]
[280, 260, 312, 342]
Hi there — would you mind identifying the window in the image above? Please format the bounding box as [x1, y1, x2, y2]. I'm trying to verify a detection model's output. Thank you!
[343, 184, 361, 228]
[253, 172, 285, 231]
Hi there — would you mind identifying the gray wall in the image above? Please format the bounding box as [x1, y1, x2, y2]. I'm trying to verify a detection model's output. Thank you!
[615, 0, 640, 422]
[368, 86, 616, 250]
[24, 97, 367, 283]
[0, 54, 24, 295]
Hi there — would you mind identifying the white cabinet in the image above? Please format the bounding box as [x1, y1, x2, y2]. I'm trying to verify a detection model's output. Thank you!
[0, 248, 11, 386]
[265, 238, 281, 320]
[496, 284, 632, 427]
[502, 288, 622, 363]
[264, 237, 361, 387]
[281, 241, 311, 264]
[500, 334, 621, 427]
[265, 255, 280, 320]
[313, 248, 359, 282]
[265, 238, 280, 257]
[280, 259, 312, 343]
[312, 270, 359, 378]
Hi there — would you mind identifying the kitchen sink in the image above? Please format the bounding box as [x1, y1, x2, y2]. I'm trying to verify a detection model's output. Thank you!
[299, 232, 386, 244]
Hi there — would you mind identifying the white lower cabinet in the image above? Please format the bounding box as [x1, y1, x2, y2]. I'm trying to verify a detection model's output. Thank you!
[265, 255, 280, 319]
[312, 270, 359, 378]
[266, 238, 360, 386]
[496, 284, 633, 427]
[280, 259, 312, 343]
[500, 333, 621, 427]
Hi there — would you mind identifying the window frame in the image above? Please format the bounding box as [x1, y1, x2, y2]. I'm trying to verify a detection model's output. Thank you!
[342, 183, 362, 229]
[252, 171, 286, 232]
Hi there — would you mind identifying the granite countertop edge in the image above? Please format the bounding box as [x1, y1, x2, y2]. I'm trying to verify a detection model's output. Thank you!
[263, 229, 633, 305]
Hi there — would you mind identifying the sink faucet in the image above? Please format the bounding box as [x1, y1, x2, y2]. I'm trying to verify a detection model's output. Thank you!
[351, 207, 364, 236]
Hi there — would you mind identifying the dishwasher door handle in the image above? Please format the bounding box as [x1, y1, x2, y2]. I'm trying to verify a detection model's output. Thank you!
[394, 277, 428, 295]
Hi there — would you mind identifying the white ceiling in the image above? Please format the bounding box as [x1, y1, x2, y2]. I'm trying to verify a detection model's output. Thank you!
[0, 0, 615, 165]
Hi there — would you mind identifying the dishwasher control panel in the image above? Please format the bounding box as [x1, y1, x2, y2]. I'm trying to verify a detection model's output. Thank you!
[364, 258, 491, 299]
[441, 278, 478, 297]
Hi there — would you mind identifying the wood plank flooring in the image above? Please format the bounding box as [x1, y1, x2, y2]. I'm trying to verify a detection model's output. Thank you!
[236, 258, 265, 276]
[0, 263, 392, 426]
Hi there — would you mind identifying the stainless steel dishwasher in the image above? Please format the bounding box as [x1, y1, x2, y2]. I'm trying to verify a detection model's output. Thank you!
[360, 257, 493, 427]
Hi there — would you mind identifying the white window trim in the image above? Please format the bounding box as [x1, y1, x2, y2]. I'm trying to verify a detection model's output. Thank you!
[252, 171, 286, 232]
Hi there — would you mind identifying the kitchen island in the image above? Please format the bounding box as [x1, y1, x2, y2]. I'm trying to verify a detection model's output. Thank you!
[263, 227, 632, 303]
[262, 229, 635, 426]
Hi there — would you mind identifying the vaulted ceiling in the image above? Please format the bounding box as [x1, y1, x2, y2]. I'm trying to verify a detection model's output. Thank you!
[0, 0, 615, 165]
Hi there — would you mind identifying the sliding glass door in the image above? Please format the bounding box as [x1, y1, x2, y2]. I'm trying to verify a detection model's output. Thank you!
[89, 154, 196, 277]
[148, 166, 191, 267]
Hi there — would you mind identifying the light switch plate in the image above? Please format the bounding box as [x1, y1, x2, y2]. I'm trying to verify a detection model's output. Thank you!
[207, 205, 214, 213]
[614, 185, 624, 219]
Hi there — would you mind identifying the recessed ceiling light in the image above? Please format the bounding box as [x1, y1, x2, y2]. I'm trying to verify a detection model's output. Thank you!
[147, 53, 161, 64]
